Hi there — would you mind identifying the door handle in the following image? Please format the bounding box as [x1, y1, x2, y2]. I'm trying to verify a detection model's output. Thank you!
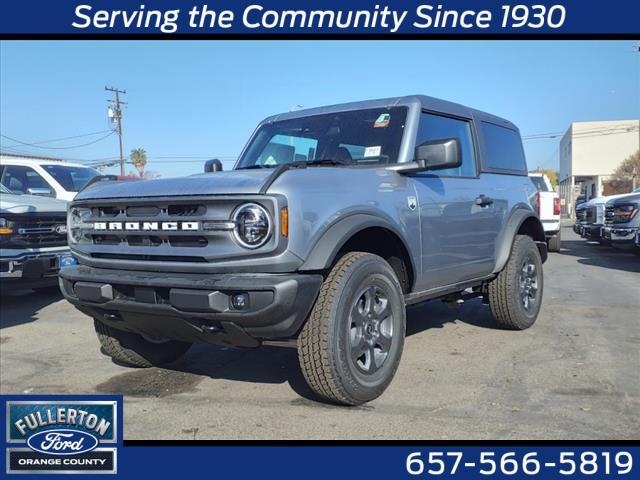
[475, 195, 494, 206]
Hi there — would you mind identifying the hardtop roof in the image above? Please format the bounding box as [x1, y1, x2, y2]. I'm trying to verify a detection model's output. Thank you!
[262, 94, 518, 131]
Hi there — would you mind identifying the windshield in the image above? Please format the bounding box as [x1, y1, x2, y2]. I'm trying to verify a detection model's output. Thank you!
[236, 107, 407, 169]
[41, 165, 99, 192]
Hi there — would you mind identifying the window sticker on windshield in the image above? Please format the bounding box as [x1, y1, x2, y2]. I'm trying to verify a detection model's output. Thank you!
[373, 113, 390, 128]
[364, 146, 382, 158]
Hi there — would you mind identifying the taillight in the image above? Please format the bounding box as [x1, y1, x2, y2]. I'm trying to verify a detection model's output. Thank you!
[536, 191, 541, 217]
[553, 197, 561, 216]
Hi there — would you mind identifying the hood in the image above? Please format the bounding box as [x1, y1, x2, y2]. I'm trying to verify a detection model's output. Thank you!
[584, 192, 635, 206]
[608, 193, 640, 205]
[75, 170, 274, 201]
[0, 192, 68, 214]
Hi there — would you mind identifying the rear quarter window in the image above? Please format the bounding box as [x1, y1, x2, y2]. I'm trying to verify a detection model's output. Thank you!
[482, 121, 527, 173]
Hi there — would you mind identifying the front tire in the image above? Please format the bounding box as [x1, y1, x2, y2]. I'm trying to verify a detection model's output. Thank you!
[488, 235, 543, 330]
[297, 252, 406, 406]
[94, 319, 192, 368]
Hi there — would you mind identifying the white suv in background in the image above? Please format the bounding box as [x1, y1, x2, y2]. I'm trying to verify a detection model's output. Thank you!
[0, 155, 99, 201]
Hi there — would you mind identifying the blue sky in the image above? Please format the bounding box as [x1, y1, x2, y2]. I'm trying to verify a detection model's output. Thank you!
[1, 40, 639, 177]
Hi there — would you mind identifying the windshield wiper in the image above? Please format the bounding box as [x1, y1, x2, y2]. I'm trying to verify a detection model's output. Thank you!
[305, 158, 350, 166]
[236, 164, 278, 170]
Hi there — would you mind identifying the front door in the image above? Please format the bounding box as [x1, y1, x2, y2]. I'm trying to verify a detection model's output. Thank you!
[409, 112, 499, 291]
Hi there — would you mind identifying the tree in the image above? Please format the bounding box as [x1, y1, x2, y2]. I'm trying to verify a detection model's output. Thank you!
[130, 148, 148, 178]
[533, 168, 558, 186]
[607, 150, 640, 193]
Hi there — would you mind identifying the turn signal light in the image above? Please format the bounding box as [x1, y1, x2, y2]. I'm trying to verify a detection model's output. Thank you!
[553, 197, 561, 216]
[281, 207, 288, 237]
[0, 228, 13, 235]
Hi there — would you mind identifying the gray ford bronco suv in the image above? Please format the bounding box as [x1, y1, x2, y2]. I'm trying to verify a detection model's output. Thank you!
[60, 95, 547, 405]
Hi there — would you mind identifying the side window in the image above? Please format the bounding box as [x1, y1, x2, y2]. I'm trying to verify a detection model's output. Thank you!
[482, 122, 527, 172]
[0, 165, 50, 193]
[257, 134, 318, 165]
[415, 113, 476, 177]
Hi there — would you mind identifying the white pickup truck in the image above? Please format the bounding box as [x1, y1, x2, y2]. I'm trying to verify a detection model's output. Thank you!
[529, 172, 561, 252]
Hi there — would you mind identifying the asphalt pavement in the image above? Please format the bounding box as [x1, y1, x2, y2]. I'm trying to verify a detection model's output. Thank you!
[1, 225, 639, 439]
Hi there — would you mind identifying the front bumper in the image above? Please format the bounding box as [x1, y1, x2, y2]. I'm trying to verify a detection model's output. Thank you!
[59, 265, 323, 347]
[603, 226, 638, 249]
[1, 248, 69, 288]
[583, 224, 604, 241]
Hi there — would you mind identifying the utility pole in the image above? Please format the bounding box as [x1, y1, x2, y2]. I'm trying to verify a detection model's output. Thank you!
[105, 86, 127, 176]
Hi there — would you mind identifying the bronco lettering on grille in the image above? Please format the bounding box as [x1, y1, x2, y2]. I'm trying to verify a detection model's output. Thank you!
[93, 221, 200, 231]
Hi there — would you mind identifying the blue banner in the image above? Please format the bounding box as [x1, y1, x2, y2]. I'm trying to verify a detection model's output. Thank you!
[2, 395, 638, 478]
[0, 0, 639, 36]
[119, 444, 640, 479]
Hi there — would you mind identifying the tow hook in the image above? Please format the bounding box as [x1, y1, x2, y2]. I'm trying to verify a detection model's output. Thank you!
[201, 324, 221, 333]
[103, 312, 122, 322]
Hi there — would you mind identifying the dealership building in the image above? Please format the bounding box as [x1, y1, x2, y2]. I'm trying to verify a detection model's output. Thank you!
[558, 119, 640, 215]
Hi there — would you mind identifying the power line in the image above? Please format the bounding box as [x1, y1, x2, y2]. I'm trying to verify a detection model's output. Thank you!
[0, 129, 113, 148]
[523, 125, 639, 141]
[0, 130, 116, 150]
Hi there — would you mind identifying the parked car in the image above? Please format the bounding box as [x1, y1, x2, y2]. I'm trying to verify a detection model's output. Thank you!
[528, 172, 561, 252]
[0, 155, 99, 201]
[602, 193, 640, 253]
[59, 95, 547, 405]
[574, 201, 587, 235]
[578, 195, 625, 243]
[0, 183, 70, 292]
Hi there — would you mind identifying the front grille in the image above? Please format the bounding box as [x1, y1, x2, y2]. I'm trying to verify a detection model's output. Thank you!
[0, 213, 67, 248]
[91, 204, 206, 218]
[606, 204, 637, 224]
[71, 196, 281, 265]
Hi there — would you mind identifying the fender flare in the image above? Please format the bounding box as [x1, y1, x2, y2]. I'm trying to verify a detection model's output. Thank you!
[299, 214, 415, 275]
[493, 208, 546, 273]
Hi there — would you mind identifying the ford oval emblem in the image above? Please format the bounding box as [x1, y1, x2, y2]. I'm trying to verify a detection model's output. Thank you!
[26, 429, 98, 456]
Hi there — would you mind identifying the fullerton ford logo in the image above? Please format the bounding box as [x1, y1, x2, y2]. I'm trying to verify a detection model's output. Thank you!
[26, 429, 99, 455]
[5, 397, 120, 474]
[92, 221, 200, 231]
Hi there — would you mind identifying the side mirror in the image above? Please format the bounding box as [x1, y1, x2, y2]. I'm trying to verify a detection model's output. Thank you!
[204, 159, 223, 173]
[390, 138, 461, 174]
[26, 187, 54, 197]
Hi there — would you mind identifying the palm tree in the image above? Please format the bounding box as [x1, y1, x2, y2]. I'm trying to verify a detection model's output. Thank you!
[130, 148, 148, 178]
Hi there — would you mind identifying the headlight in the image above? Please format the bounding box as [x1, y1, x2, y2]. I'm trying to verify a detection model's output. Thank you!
[68, 207, 90, 244]
[232, 203, 272, 249]
[0, 217, 14, 235]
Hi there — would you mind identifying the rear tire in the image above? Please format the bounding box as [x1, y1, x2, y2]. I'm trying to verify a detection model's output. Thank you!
[94, 319, 191, 368]
[297, 252, 406, 406]
[488, 235, 543, 330]
[547, 230, 561, 252]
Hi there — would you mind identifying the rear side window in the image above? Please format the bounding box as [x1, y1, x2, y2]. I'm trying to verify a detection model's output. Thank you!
[482, 122, 527, 172]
